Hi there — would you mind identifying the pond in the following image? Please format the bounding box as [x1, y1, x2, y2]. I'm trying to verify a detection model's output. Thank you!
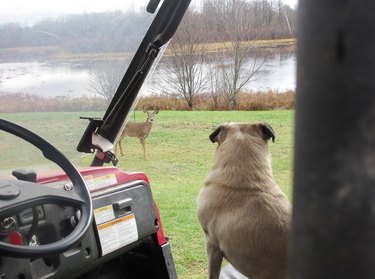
[247, 52, 296, 92]
[0, 52, 296, 98]
[0, 62, 91, 98]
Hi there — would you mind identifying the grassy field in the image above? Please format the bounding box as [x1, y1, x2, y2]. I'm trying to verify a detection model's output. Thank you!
[165, 38, 296, 55]
[0, 110, 294, 278]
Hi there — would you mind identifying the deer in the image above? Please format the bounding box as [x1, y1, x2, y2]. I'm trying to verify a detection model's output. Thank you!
[116, 108, 159, 160]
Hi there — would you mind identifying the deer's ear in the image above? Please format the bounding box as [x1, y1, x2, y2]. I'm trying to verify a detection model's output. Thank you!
[154, 108, 159, 114]
[259, 122, 275, 143]
[142, 108, 148, 113]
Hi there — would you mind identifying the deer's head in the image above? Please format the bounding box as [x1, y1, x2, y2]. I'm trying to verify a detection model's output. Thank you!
[143, 108, 159, 122]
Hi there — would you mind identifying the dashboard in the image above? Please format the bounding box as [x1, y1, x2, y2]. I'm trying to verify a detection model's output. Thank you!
[0, 167, 173, 279]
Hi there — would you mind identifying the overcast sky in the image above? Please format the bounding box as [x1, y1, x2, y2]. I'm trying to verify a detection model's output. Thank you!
[1, 0, 298, 24]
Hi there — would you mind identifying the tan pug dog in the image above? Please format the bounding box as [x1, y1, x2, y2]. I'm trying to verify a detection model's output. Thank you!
[197, 122, 291, 279]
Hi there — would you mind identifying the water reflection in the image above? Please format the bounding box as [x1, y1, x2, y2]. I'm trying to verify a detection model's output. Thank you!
[0, 62, 90, 98]
[0, 52, 296, 98]
[248, 52, 296, 92]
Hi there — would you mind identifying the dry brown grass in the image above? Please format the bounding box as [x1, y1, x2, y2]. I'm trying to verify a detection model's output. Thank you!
[138, 90, 295, 111]
[0, 90, 294, 113]
[165, 38, 296, 56]
[0, 93, 107, 113]
[236, 90, 295, 110]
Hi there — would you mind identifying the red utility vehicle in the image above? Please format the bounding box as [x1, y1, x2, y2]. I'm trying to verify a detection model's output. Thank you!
[0, 0, 190, 278]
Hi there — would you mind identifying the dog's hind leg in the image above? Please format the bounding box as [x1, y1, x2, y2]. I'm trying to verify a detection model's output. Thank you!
[206, 240, 223, 279]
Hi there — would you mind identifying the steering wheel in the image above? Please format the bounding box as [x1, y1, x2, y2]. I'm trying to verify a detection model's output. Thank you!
[0, 119, 93, 258]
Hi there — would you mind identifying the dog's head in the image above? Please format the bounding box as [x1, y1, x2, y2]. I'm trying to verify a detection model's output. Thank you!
[206, 122, 276, 188]
[209, 122, 275, 145]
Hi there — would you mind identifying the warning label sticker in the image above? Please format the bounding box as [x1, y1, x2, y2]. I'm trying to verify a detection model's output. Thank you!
[94, 205, 115, 225]
[84, 174, 117, 191]
[97, 213, 138, 256]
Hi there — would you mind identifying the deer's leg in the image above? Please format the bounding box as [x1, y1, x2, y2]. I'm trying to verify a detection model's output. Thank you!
[118, 139, 125, 156]
[114, 143, 118, 156]
[139, 137, 147, 160]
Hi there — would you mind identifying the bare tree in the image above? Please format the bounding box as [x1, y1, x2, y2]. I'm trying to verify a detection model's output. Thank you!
[219, 53, 263, 110]
[205, 0, 265, 110]
[88, 60, 128, 102]
[206, 54, 223, 110]
[157, 9, 207, 111]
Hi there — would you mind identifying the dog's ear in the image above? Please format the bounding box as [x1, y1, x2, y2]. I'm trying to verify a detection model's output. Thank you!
[209, 126, 223, 143]
[259, 122, 275, 143]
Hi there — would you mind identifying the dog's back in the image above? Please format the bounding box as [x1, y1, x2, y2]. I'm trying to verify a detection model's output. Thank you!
[197, 122, 291, 279]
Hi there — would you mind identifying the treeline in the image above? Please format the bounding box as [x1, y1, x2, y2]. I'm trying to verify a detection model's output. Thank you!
[0, 91, 294, 113]
[0, 0, 296, 53]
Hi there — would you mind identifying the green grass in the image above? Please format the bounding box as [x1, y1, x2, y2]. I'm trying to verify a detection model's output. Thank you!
[0, 110, 294, 278]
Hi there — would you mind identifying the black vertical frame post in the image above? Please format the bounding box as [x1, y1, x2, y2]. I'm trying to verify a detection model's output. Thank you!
[291, 0, 375, 278]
